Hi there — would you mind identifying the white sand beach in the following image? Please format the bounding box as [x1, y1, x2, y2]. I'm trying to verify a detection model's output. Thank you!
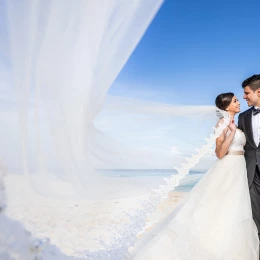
[4, 174, 186, 258]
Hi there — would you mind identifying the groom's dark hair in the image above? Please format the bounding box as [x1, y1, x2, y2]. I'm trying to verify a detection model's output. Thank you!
[242, 74, 260, 91]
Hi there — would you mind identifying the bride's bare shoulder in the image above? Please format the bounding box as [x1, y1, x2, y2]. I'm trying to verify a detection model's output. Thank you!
[215, 118, 228, 134]
[215, 118, 224, 127]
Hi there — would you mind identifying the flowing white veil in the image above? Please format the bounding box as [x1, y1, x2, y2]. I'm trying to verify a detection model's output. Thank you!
[0, 0, 219, 200]
[0, 0, 229, 258]
[0, 0, 165, 199]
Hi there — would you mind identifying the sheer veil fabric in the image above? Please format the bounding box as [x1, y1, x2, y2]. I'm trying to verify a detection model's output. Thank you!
[0, 0, 218, 200]
[0, 0, 166, 199]
[0, 0, 232, 257]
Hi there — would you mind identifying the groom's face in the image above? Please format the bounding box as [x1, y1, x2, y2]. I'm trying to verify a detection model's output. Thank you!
[243, 86, 260, 107]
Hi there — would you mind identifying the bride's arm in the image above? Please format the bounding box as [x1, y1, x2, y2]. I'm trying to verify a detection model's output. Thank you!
[215, 119, 236, 159]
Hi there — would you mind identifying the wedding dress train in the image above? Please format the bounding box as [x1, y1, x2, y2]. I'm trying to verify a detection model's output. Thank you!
[132, 129, 259, 259]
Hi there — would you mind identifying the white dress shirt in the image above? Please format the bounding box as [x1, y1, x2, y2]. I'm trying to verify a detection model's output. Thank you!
[252, 107, 260, 147]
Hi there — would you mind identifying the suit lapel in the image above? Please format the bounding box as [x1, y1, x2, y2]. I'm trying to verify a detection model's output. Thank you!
[245, 107, 257, 148]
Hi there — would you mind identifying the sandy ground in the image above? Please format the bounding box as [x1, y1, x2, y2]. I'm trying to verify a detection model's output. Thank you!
[4, 174, 186, 257]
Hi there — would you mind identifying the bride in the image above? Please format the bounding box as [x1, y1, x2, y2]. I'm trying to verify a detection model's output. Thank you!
[131, 93, 259, 260]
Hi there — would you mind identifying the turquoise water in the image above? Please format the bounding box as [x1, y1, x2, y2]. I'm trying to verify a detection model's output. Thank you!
[99, 169, 206, 192]
[99, 169, 204, 177]
[11, 168, 205, 192]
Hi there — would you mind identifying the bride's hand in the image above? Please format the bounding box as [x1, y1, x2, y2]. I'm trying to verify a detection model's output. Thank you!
[228, 120, 236, 132]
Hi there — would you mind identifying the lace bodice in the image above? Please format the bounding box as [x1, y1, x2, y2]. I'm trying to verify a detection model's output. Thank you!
[227, 129, 246, 152]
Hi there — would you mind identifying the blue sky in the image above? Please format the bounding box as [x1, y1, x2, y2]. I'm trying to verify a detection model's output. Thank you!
[110, 0, 260, 110]
[0, 1, 259, 170]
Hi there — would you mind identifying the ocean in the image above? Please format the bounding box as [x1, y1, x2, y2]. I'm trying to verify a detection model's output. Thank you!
[99, 169, 206, 192]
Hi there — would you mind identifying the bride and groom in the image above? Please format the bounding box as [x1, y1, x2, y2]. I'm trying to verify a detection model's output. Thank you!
[131, 74, 260, 259]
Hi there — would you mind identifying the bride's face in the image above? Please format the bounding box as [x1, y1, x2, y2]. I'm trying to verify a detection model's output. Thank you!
[227, 96, 240, 114]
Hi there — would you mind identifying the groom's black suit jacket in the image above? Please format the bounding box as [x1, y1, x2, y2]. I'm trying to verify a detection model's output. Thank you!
[238, 107, 260, 187]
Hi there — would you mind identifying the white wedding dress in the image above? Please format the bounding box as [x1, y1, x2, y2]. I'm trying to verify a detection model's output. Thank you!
[132, 129, 259, 259]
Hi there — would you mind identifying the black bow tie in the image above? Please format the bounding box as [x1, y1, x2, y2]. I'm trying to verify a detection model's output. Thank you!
[253, 107, 260, 116]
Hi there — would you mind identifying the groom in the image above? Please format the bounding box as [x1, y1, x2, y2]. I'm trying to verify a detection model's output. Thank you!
[238, 74, 260, 245]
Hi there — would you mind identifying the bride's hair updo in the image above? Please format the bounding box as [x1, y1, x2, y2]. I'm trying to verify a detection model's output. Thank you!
[215, 92, 234, 111]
